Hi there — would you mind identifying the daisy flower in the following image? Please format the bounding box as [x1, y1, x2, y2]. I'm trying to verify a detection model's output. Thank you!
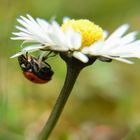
[11, 14, 140, 139]
[11, 14, 140, 64]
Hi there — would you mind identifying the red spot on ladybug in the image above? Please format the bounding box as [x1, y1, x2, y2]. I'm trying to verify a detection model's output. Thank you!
[18, 55, 54, 84]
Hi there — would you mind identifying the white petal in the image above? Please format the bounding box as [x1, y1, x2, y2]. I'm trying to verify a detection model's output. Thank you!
[73, 52, 89, 63]
[105, 24, 129, 46]
[63, 16, 70, 23]
[11, 36, 33, 40]
[113, 57, 134, 64]
[36, 18, 50, 31]
[120, 31, 137, 45]
[16, 15, 52, 43]
[10, 52, 25, 58]
[103, 30, 108, 39]
[82, 41, 104, 55]
[103, 55, 134, 64]
[109, 24, 129, 38]
[65, 27, 82, 50]
[16, 25, 30, 34]
[26, 14, 37, 24]
[10, 44, 45, 58]
[21, 44, 45, 52]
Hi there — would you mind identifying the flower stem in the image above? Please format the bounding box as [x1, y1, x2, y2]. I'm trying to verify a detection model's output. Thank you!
[38, 61, 83, 140]
[38, 54, 96, 140]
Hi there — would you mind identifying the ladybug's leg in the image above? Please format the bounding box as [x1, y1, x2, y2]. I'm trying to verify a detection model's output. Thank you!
[38, 51, 52, 63]
[40, 51, 57, 62]
[42, 51, 53, 61]
[44, 61, 51, 69]
[37, 51, 53, 68]
[25, 52, 28, 58]
[37, 51, 49, 64]
[30, 57, 40, 73]
[43, 51, 57, 61]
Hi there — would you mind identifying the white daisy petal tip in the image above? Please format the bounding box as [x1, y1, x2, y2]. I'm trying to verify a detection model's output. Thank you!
[119, 24, 130, 32]
[103, 30, 108, 39]
[73, 52, 89, 63]
[122, 23, 130, 28]
[133, 31, 138, 36]
[10, 52, 24, 58]
[10, 36, 17, 40]
[10, 44, 45, 58]
[26, 14, 32, 18]
[63, 16, 71, 23]
[119, 24, 130, 35]
[102, 55, 135, 64]
[108, 24, 130, 39]
[114, 58, 134, 64]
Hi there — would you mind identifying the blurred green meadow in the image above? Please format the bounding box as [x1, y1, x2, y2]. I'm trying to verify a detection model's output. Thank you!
[1, 0, 140, 139]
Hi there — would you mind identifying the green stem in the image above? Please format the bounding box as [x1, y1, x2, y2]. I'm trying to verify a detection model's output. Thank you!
[38, 61, 83, 140]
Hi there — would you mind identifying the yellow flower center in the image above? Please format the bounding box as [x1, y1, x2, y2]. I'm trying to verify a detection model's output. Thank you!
[61, 19, 104, 48]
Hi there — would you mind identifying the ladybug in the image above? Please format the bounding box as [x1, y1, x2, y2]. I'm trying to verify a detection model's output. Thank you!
[18, 54, 54, 84]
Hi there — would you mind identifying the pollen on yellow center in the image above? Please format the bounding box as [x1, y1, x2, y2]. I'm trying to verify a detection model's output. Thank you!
[61, 19, 104, 48]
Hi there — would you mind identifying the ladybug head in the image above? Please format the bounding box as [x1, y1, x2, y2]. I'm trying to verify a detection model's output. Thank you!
[18, 55, 32, 71]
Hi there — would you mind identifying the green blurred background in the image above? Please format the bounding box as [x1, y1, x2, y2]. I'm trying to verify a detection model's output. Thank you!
[1, 0, 140, 139]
